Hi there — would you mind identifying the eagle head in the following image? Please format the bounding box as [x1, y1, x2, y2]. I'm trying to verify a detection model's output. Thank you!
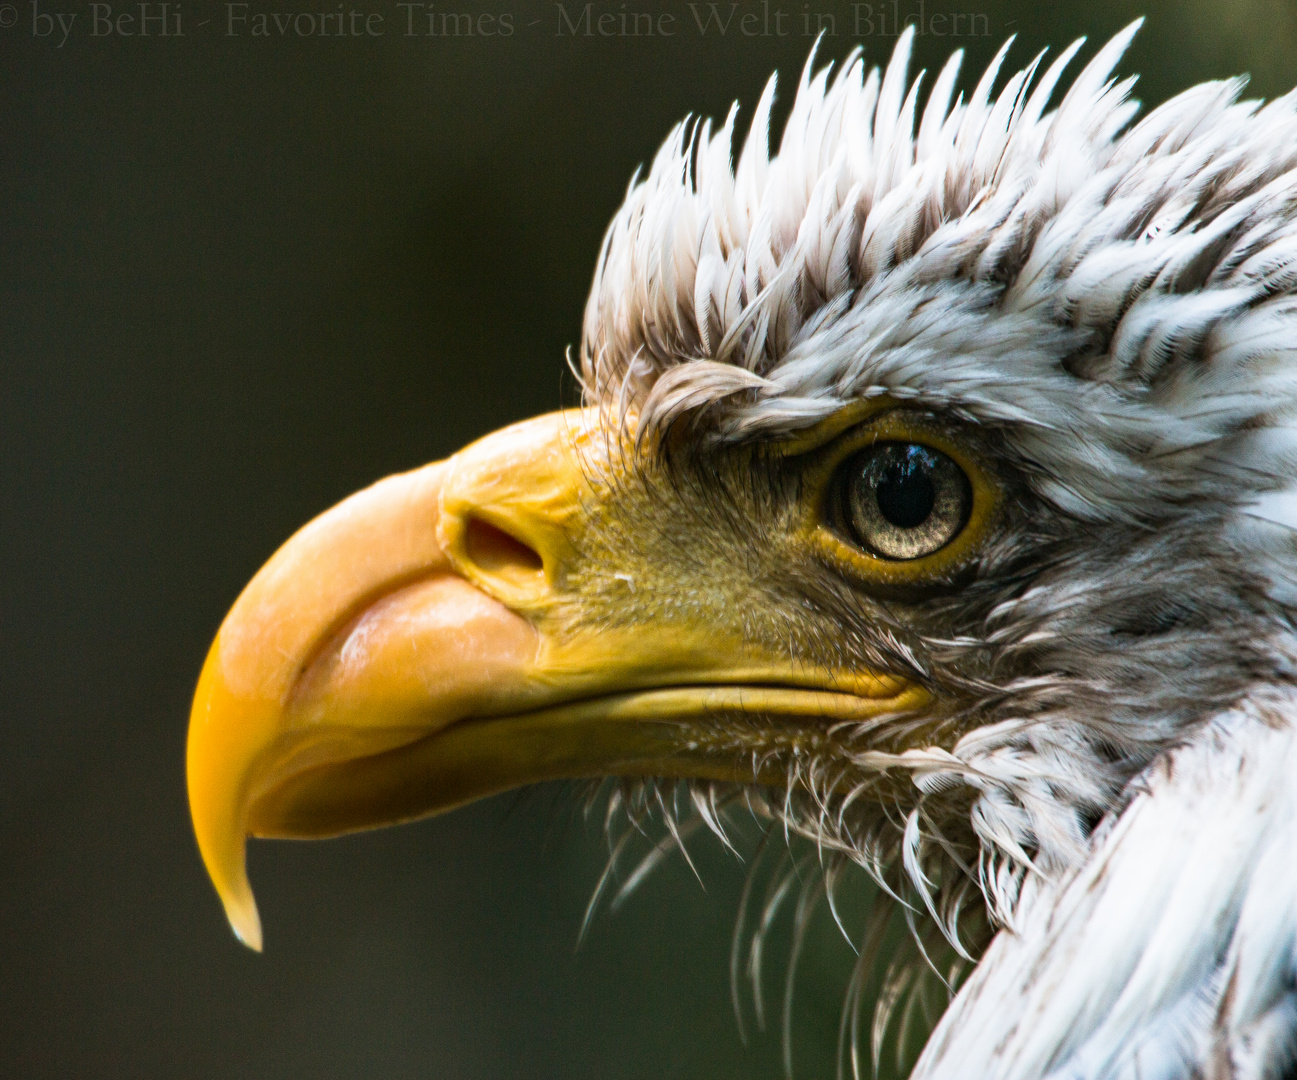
[187, 22, 1297, 1077]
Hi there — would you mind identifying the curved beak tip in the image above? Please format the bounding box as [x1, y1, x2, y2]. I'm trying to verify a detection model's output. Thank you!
[223, 878, 264, 953]
[187, 638, 265, 951]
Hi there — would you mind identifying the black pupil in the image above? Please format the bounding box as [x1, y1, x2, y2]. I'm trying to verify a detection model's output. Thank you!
[875, 447, 935, 528]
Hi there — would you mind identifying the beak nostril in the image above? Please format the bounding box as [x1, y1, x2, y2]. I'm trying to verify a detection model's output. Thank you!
[463, 516, 544, 575]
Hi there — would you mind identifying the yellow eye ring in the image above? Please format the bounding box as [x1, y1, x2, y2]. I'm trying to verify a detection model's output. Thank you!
[788, 405, 1002, 589]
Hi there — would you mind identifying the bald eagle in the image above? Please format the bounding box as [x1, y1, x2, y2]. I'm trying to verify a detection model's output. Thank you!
[187, 21, 1297, 1078]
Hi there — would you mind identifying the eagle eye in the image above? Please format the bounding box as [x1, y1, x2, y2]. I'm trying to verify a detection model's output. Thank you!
[835, 442, 972, 560]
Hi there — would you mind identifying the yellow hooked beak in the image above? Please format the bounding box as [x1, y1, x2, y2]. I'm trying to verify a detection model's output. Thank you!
[187, 409, 922, 950]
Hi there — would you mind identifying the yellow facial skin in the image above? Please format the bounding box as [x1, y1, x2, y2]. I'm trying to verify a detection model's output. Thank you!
[187, 406, 994, 950]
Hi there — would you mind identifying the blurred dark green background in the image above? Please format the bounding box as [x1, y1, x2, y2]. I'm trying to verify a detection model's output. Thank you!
[2, 1, 1294, 1077]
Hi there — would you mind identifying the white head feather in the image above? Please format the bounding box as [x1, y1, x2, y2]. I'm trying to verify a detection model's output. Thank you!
[578, 23, 1297, 1077]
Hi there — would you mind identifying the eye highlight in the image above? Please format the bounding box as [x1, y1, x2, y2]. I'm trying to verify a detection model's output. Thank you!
[833, 442, 972, 560]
